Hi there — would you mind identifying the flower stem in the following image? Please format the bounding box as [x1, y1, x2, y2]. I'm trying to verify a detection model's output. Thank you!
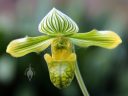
[72, 45, 89, 96]
[75, 62, 89, 96]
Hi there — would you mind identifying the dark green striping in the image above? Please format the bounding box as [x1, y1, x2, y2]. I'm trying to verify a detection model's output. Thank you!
[66, 19, 74, 33]
[41, 20, 51, 34]
[63, 17, 70, 33]
[46, 17, 54, 33]
[39, 8, 78, 34]
[55, 12, 62, 33]
[68, 19, 77, 33]
[41, 23, 49, 34]
[12, 37, 51, 52]
[57, 13, 66, 33]
[53, 13, 60, 33]
[41, 19, 51, 33]
[55, 13, 61, 32]
[44, 18, 51, 33]
[52, 13, 58, 33]
[57, 13, 64, 32]
[50, 13, 57, 33]
[65, 18, 71, 32]
[66, 19, 72, 32]
[47, 16, 55, 33]
[52, 14, 59, 33]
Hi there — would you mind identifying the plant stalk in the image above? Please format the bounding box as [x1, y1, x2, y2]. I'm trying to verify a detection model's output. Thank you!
[72, 45, 89, 96]
[75, 62, 89, 96]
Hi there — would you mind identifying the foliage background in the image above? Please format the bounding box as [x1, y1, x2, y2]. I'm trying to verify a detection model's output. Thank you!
[0, 0, 127, 96]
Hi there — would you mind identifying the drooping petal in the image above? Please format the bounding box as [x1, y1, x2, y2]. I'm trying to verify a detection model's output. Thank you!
[6, 35, 53, 57]
[38, 8, 79, 35]
[69, 29, 122, 49]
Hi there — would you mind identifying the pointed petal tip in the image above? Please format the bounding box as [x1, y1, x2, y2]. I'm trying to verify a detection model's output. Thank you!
[98, 31, 122, 49]
[6, 48, 18, 58]
[52, 7, 57, 11]
[6, 41, 23, 58]
[49, 7, 58, 14]
[6, 41, 13, 54]
[107, 31, 122, 49]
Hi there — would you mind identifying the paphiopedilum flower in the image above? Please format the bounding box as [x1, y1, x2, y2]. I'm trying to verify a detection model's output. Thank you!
[6, 8, 122, 91]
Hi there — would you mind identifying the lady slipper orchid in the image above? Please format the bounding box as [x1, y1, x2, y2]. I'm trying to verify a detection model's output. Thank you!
[6, 8, 122, 95]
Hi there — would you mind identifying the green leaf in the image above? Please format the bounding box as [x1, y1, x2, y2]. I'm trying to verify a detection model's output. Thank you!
[69, 29, 122, 49]
[6, 35, 53, 57]
[38, 8, 79, 35]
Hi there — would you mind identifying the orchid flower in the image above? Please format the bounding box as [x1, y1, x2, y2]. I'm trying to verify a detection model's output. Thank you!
[6, 8, 122, 96]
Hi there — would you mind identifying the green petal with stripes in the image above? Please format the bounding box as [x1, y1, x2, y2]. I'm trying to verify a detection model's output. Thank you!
[38, 8, 79, 35]
[6, 35, 53, 57]
[70, 29, 122, 49]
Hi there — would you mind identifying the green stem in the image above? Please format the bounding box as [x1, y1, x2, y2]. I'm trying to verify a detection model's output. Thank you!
[72, 45, 89, 96]
[75, 61, 89, 96]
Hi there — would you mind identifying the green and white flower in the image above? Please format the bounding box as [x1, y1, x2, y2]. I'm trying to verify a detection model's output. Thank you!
[7, 8, 122, 57]
[6, 7, 122, 95]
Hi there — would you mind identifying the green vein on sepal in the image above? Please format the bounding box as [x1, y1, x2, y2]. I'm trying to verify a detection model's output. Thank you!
[38, 8, 79, 35]
[6, 35, 53, 57]
[69, 29, 122, 49]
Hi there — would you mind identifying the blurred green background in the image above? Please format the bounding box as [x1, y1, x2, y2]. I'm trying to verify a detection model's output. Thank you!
[0, 0, 127, 96]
